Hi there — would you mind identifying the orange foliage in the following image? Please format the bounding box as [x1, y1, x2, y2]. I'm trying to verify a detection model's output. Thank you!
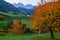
[8, 19, 25, 35]
[31, 0, 60, 33]
[0, 15, 4, 20]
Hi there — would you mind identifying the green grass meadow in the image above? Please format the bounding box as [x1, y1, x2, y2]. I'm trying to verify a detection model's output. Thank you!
[0, 18, 31, 28]
[0, 33, 60, 40]
[0, 12, 60, 40]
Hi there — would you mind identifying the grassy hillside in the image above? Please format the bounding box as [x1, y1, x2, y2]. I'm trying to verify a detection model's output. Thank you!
[0, 12, 32, 28]
[0, 12, 20, 18]
[0, 12, 32, 18]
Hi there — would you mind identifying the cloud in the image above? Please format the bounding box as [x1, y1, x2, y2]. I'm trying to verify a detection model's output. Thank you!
[5, 0, 40, 5]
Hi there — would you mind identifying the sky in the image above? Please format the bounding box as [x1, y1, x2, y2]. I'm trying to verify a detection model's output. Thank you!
[5, 0, 40, 5]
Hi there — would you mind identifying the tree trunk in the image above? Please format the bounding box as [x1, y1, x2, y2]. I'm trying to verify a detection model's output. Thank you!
[49, 27, 55, 38]
[41, 0, 44, 4]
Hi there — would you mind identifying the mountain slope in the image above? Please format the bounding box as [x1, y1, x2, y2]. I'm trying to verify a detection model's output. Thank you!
[18, 7, 34, 13]
[13, 3, 35, 13]
[0, 0, 19, 13]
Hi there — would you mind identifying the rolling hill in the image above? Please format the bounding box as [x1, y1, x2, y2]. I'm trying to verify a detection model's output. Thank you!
[0, 0, 19, 13]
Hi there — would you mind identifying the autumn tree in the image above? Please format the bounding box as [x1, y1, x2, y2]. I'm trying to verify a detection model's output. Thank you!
[8, 19, 25, 35]
[0, 15, 4, 20]
[31, 0, 60, 38]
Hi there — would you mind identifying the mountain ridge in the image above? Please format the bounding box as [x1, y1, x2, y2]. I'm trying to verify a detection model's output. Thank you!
[13, 2, 35, 13]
